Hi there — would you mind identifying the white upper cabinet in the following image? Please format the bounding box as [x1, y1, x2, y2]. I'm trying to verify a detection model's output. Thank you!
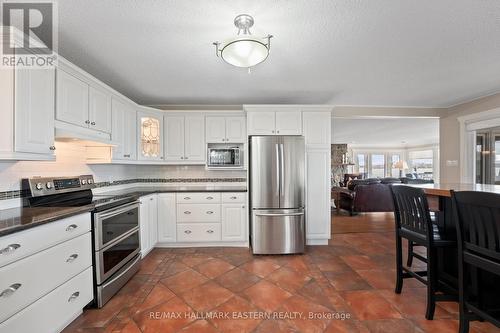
[302, 111, 331, 146]
[56, 69, 89, 128]
[111, 98, 137, 160]
[184, 115, 206, 161]
[247, 110, 301, 135]
[138, 108, 164, 161]
[206, 116, 246, 143]
[164, 115, 185, 161]
[14, 66, 56, 156]
[89, 86, 112, 133]
[165, 114, 206, 163]
[275, 111, 302, 135]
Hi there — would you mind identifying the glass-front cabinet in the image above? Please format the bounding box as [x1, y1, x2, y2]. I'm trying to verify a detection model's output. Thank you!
[137, 108, 164, 161]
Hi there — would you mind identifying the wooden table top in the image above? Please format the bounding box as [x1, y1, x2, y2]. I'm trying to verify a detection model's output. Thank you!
[407, 183, 500, 197]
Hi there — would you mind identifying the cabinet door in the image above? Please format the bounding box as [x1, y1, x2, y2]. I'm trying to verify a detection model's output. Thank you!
[205, 116, 226, 143]
[124, 107, 137, 160]
[89, 86, 112, 133]
[184, 115, 205, 162]
[138, 111, 164, 161]
[226, 116, 246, 142]
[112, 98, 136, 160]
[56, 69, 89, 128]
[139, 196, 151, 257]
[247, 112, 276, 135]
[303, 112, 331, 146]
[157, 193, 176, 243]
[276, 111, 302, 135]
[305, 148, 331, 241]
[164, 115, 185, 161]
[14, 66, 55, 155]
[148, 195, 158, 248]
[221, 204, 246, 241]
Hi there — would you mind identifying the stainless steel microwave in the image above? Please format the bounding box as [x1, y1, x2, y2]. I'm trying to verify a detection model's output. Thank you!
[207, 147, 242, 168]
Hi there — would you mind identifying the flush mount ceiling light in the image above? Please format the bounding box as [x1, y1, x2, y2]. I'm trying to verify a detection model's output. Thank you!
[213, 14, 273, 69]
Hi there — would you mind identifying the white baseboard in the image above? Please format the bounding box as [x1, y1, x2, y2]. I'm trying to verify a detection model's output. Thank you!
[155, 241, 249, 248]
[306, 239, 329, 245]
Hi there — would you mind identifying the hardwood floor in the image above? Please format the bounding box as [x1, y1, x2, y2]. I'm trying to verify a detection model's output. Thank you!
[332, 211, 395, 234]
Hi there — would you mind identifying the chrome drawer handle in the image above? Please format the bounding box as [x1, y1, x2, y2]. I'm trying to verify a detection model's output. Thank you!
[184, 230, 192, 234]
[206, 230, 214, 234]
[0, 244, 21, 255]
[230, 196, 238, 200]
[206, 211, 214, 214]
[184, 197, 191, 200]
[206, 196, 214, 200]
[68, 291, 80, 302]
[184, 211, 191, 215]
[0, 283, 21, 298]
[66, 224, 78, 232]
[66, 254, 79, 263]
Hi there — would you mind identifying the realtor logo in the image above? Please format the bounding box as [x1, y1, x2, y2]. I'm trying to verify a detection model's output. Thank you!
[1, 1, 58, 68]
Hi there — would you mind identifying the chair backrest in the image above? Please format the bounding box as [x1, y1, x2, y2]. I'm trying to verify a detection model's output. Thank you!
[451, 191, 500, 263]
[390, 185, 434, 240]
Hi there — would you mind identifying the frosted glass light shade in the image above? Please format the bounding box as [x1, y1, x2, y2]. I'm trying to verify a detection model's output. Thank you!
[220, 37, 269, 68]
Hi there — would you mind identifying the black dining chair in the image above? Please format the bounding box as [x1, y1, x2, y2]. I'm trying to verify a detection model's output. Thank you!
[451, 190, 500, 333]
[390, 185, 457, 320]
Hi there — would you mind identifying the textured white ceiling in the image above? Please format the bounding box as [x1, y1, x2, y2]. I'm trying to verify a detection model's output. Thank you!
[332, 118, 439, 147]
[56, 0, 500, 107]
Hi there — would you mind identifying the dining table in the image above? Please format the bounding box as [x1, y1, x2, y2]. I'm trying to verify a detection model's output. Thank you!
[407, 183, 500, 292]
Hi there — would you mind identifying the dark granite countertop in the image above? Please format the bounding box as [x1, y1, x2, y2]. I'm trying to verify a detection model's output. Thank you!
[0, 184, 247, 237]
[0, 205, 95, 237]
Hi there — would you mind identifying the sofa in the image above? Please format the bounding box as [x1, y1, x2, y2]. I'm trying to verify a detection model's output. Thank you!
[336, 178, 401, 215]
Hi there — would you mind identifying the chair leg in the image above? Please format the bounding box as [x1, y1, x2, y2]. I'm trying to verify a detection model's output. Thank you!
[425, 247, 436, 320]
[395, 235, 403, 294]
[407, 241, 414, 267]
[459, 311, 470, 333]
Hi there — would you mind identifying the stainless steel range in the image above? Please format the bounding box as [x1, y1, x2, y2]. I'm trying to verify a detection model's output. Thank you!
[22, 175, 141, 308]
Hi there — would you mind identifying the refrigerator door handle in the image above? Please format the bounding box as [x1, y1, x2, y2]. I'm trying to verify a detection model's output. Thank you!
[275, 143, 280, 197]
[254, 212, 305, 217]
[280, 143, 285, 196]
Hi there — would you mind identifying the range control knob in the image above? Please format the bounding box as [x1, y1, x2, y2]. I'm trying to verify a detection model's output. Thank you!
[46, 182, 53, 189]
[35, 183, 43, 190]
[81, 179, 87, 185]
[87, 179, 93, 184]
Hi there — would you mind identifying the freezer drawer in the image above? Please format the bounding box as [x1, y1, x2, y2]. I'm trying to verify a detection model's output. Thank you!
[251, 209, 305, 254]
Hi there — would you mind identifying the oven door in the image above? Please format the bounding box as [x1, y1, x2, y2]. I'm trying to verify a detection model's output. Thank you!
[94, 202, 139, 250]
[95, 229, 140, 284]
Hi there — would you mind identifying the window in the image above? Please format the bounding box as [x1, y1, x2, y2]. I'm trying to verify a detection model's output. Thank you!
[408, 150, 434, 180]
[356, 154, 367, 175]
[371, 154, 386, 178]
[391, 154, 401, 178]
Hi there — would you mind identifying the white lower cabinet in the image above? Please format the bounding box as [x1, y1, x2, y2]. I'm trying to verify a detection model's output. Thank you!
[139, 194, 158, 257]
[177, 223, 221, 242]
[0, 268, 93, 333]
[157, 193, 176, 243]
[221, 204, 246, 241]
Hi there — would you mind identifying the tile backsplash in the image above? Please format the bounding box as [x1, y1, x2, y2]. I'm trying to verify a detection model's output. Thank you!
[0, 142, 246, 192]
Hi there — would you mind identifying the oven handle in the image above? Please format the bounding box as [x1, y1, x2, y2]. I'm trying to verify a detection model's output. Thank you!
[100, 226, 140, 252]
[100, 253, 141, 289]
[95, 201, 140, 220]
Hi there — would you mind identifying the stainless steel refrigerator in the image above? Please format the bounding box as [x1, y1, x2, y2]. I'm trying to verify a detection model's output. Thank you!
[249, 136, 305, 254]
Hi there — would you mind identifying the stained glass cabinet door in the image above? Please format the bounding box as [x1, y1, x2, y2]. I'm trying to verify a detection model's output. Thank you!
[137, 109, 164, 161]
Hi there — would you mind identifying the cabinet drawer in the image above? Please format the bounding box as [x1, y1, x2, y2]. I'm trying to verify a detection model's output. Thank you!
[177, 223, 221, 242]
[222, 192, 246, 203]
[0, 213, 91, 268]
[0, 232, 92, 322]
[176, 204, 221, 222]
[176, 193, 221, 204]
[0, 267, 93, 333]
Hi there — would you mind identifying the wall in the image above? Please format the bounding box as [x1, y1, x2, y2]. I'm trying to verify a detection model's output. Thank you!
[440, 92, 500, 183]
[0, 142, 246, 192]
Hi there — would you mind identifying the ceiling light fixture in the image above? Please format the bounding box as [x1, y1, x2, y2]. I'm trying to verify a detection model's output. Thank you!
[213, 14, 273, 70]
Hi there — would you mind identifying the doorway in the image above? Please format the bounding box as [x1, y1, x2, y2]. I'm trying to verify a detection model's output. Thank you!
[476, 127, 500, 185]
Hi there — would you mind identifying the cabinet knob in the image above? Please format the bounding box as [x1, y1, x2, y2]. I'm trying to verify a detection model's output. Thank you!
[277, 130, 280, 134]
[184, 211, 191, 214]
[184, 197, 191, 200]
[230, 196, 237, 200]
[0, 244, 20, 255]
[185, 156, 189, 160]
[150, 198, 154, 201]
[66, 224, 78, 232]
[49, 146, 56, 151]
[66, 254, 79, 263]
[206, 196, 214, 200]
[85, 120, 90, 124]
[0, 283, 21, 298]
[124, 154, 131, 158]
[184, 230, 192, 234]
[206, 211, 214, 215]
[272, 130, 275, 134]
[68, 291, 80, 302]
[91, 121, 96, 126]
[206, 230, 214, 234]
[180, 156, 184, 160]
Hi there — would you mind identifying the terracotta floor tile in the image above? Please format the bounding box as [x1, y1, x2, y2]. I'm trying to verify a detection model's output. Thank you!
[210, 296, 262, 333]
[216, 253, 253, 266]
[357, 269, 396, 290]
[253, 319, 300, 333]
[362, 319, 422, 333]
[161, 260, 191, 278]
[132, 283, 176, 315]
[342, 290, 402, 320]
[240, 258, 281, 278]
[324, 319, 370, 333]
[133, 296, 195, 333]
[180, 281, 234, 311]
[120, 320, 142, 333]
[341, 255, 380, 270]
[324, 270, 373, 291]
[242, 280, 292, 312]
[279, 295, 332, 333]
[315, 258, 353, 272]
[181, 255, 214, 267]
[267, 266, 312, 292]
[214, 267, 260, 293]
[161, 269, 209, 294]
[297, 279, 337, 310]
[194, 258, 235, 279]
[178, 320, 219, 333]
[284, 256, 310, 272]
